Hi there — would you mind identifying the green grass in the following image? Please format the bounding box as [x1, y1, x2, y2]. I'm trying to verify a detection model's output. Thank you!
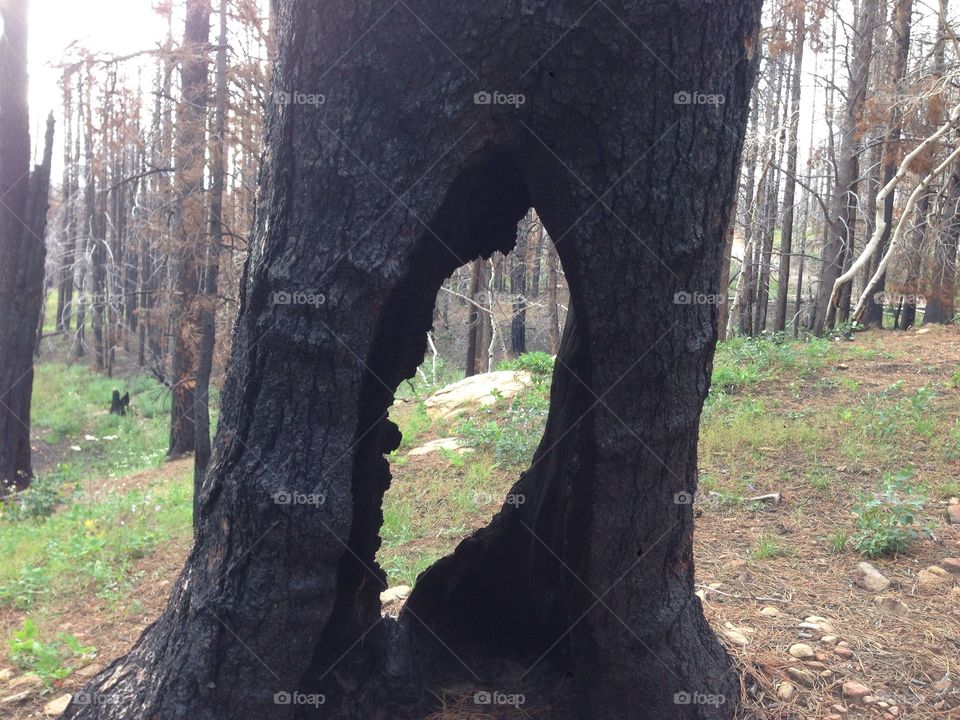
[751, 533, 787, 559]
[0, 473, 192, 611]
[0, 358, 190, 671]
[31, 364, 170, 482]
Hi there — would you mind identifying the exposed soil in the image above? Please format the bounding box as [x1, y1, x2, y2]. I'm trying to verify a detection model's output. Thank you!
[3, 328, 960, 718]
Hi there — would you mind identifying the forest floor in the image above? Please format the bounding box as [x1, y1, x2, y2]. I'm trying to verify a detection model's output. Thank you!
[0, 327, 959, 719]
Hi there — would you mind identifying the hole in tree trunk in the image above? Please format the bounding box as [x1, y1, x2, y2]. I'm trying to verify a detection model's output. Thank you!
[377, 207, 570, 612]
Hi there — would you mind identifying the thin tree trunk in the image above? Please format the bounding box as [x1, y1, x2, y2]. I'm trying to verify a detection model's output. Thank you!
[195, 0, 228, 503]
[812, 0, 878, 334]
[861, 0, 914, 328]
[0, 0, 54, 491]
[774, 4, 805, 332]
[168, 0, 212, 458]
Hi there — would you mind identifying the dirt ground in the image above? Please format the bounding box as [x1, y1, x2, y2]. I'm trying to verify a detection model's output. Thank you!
[2, 328, 959, 719]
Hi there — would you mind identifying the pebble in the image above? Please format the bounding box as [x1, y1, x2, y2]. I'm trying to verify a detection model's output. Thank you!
[842, 681, 871, 701]
[76, 663, 103, 678]
[43, 694, 71, 717]
[874, 595, 910, 615]
[788, 643, 815, 659]
[723, 628, 750, 646]
[787, 667, 817, 687]
[918, 569, 948, 586]
[379, 585, 411, 604]
[855, 562, 891, 592]
[932, 675, 951, 692]
[941, 557, 960, 574]
[820, 635, 838, 645]
[760, 606, 782, 617]
[834, 646, 854, 659]
[948, 504, 960, 524]
[777, 682, 796, 701]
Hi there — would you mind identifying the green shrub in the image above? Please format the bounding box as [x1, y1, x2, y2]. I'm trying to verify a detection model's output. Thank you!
[457, 385, 548, 466]
[8, 619, 95, 685]
[498, 352, 554, 377]
[850, 469, 927, 557]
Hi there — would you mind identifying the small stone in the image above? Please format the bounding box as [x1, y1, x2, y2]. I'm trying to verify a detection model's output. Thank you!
[44, 694, 72, 717]
[855, 562, 891, 592]
[788, 643, 816, 659]
[842, 681, 871, 701]
[723, 628, 750, 646]
[874, 595, 910, 615]
[927, 565, 951, 578]
[837, 640, 850, 647]
[889, 706, 900, 716]
[777, 682, 796, 701]
[787, 667, 817, 687]
[949, 505, 960, 524]
[863, 695, 879, 705]
[816, 653, 829, 661]
[834, 646, 854, 659]
[726, 559, 748, 571]
[829, 704, 847, 714]
[805, 661, 827, 671]
[918, 569, 948, 586]
[825, 715, 843, 720]
[932, 675, 951, 692]
[760, 606, 782, 617]
[708, 582, 723, 590]
[695, 589, 707, 602]
[820, 635, 838, 645]
[878, 701, 889, 708]
[0, 669, 11, 683]
[379, 585, 412, 604]
[941, 558, 960, 574]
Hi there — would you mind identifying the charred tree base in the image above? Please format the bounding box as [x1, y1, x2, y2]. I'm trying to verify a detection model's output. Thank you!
[63, 1, 761, 719]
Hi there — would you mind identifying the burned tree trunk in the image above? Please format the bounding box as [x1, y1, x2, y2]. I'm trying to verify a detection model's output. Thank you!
[925, 163, 960, 323]
[167, 0, 211, 458]
[811, 0, 878, 335]
[0, 0, 54, 492]
[64, 1, 761, 719]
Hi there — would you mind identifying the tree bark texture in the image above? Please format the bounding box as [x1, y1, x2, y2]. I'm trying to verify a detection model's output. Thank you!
[64, 2, 761, 718]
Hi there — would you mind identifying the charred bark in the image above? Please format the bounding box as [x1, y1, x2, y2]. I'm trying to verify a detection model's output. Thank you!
[0, 0, 54, 491]
[64, 2, 761, 718]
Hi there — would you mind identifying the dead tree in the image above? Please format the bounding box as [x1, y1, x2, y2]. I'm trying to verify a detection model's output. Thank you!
[63, 1, 761, 718]
[0, 0, 55, 492]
